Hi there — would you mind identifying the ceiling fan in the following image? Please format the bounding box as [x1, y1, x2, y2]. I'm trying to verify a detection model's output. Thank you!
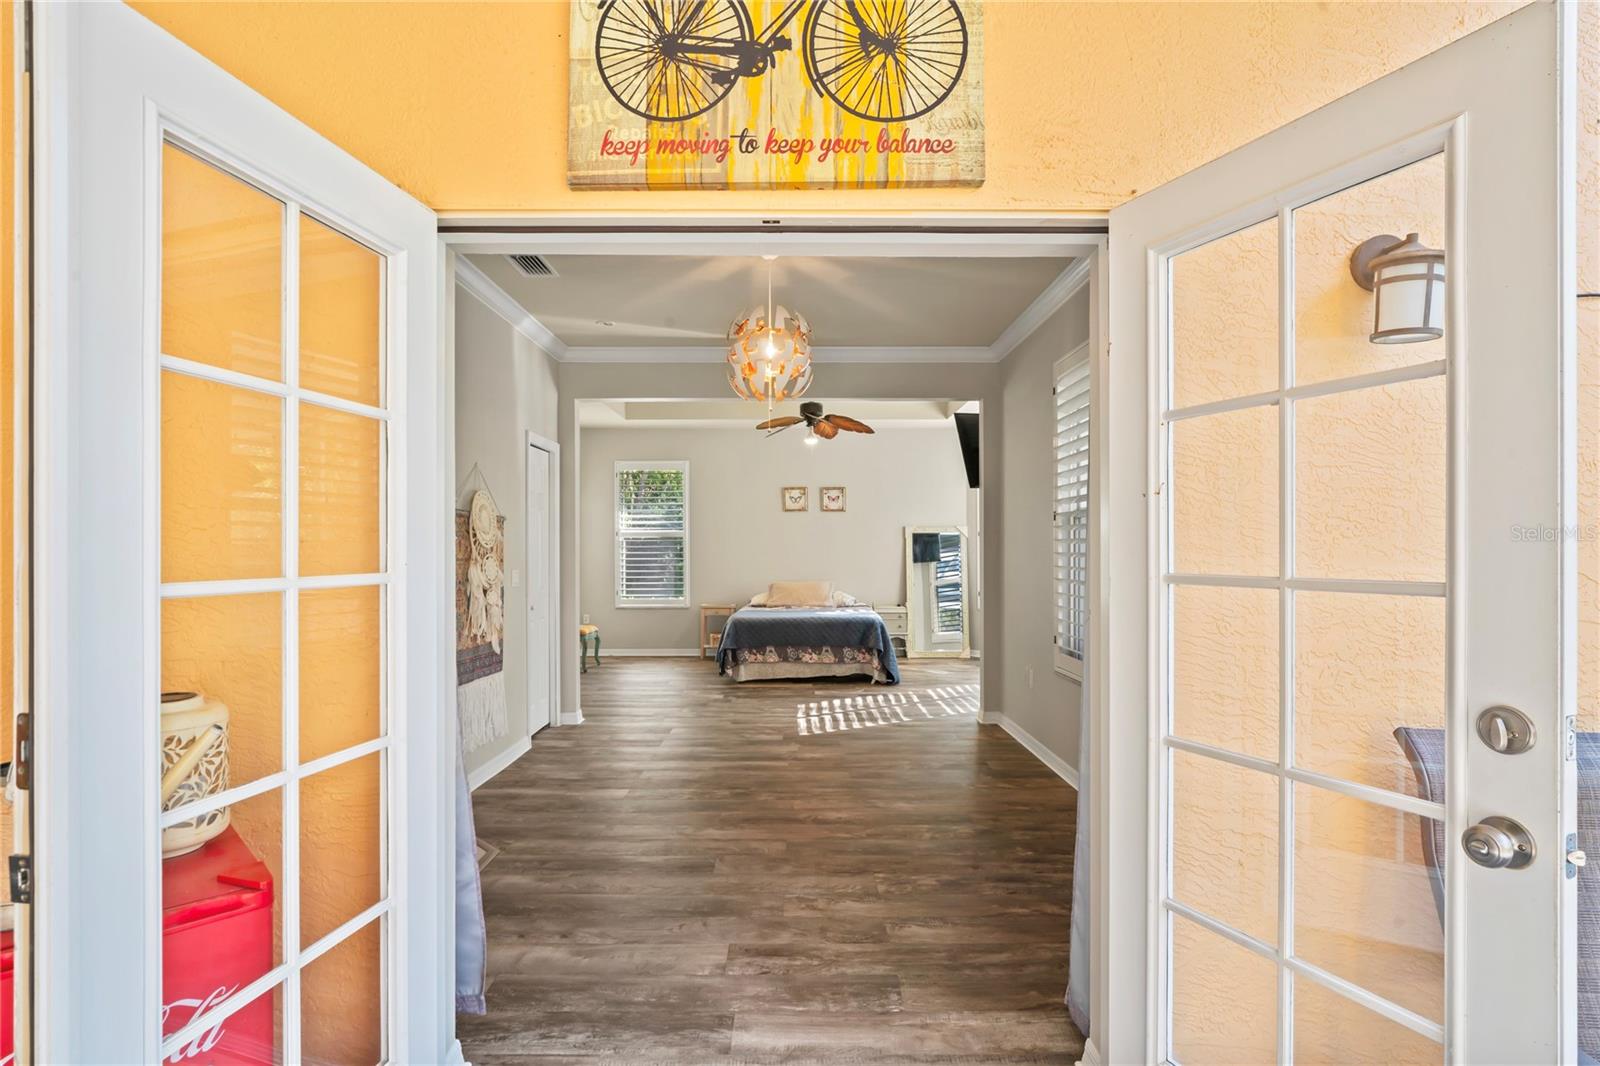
[758, 401, 875, 443]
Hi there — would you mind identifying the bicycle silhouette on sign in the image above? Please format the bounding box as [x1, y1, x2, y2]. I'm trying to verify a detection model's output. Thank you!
[594, 0, 970, 124]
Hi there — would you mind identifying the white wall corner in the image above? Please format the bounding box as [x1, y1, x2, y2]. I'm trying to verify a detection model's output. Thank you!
[466, 734, 532, 791]
[1076, 1036, 1102, 1066]
[454, 255, 570, 360]
[443, 1039, 469, 1065]
[989, 256, 1093, 361]
[994, 712, 1081, 789]
[560, 707, 586, 726]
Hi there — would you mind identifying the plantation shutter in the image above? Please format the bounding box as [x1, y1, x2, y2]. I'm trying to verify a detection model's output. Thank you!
[935, 532, 963, 634]
[1055, 356, 1090, 662]
[615, 463, 689, 605]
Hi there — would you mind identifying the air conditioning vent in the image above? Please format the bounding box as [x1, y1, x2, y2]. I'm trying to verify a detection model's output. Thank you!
[508, 254, 557, 278]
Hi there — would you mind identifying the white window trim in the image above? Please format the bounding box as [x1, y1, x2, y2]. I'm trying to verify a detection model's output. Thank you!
[613, 460, 690, 609]
[1054, 340, 1091, 681]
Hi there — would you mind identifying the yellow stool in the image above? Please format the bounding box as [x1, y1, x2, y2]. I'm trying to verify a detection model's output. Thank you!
[579, 624, 601, 673]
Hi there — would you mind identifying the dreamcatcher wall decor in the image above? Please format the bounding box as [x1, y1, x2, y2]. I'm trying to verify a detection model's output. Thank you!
[456, 467, 509, 752]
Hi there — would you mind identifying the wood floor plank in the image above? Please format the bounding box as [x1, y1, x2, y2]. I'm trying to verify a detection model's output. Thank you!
[458, 657, 1084, 1063]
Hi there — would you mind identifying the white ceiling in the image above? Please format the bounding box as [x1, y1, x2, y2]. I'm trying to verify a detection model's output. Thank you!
[466, 253, 1073, 350]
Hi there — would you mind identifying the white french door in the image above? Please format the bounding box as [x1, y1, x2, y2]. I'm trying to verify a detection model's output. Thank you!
[1102, 3, 1577, 1063]
[32, 5, 450, 1064]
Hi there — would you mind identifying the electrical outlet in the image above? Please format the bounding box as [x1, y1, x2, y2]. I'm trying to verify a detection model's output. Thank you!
[1026, 667, 1034, 690]
[582, 613, 591, 625]
[511, 568, 522, 587]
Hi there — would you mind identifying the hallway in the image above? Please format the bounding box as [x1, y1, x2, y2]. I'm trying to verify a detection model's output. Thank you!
[458, 657, 1083, 1063]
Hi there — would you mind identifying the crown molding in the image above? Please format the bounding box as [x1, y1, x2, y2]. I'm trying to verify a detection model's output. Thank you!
[560, 345, 995, 364]
[453, 255, 569, 360]
[988, 256, 1093, 362]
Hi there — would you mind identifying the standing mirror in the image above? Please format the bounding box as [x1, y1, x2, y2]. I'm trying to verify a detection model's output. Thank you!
[904, 526, 971, 658]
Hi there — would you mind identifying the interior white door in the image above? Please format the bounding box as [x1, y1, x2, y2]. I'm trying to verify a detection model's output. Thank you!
[527, 440, 553, 734]
[32, 4, 449, 1063]
[1102, 4, 1576, 1063]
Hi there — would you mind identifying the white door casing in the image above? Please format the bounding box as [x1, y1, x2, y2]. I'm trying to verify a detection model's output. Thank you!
[527, 433, 558, 734]
[32, 4, 450, 1063]
[1101, 4, 1576, 1064]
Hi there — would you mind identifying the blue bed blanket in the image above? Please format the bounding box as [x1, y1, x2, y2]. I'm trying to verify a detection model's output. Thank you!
[717, 606, 901, 684]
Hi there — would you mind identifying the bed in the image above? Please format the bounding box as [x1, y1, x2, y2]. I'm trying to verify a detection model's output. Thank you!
[716, 590, 901, 685]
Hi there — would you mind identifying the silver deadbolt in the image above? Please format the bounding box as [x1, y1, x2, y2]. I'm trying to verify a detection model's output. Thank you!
[1476, 705, 1535, 755]
[1462, 816, 1535, 870]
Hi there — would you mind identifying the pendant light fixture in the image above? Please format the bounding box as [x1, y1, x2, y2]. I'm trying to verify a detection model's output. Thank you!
[727, 256, 814, 402]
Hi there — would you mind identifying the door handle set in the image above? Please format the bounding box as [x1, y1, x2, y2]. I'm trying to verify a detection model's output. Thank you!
[1461, 705, 1548, 872]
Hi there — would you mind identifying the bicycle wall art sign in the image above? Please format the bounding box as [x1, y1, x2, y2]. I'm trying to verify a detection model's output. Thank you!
[568, 0, 984, 189]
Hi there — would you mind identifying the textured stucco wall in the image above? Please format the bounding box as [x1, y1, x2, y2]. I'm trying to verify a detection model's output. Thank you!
[126, 0, 1520, 214]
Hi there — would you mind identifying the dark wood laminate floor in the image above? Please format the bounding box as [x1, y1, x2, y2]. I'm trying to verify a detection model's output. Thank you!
[459, 657, 1083, 1064]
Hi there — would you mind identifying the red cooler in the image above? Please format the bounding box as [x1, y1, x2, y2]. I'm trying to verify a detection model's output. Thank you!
[0, 826, 274, 1063]
[161, 825, 277, 1064]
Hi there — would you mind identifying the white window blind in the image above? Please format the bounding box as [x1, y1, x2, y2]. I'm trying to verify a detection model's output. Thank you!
[934, 532, 964, 635]
[1054, 352, 1090, 669]
[615, 462, 689, 606]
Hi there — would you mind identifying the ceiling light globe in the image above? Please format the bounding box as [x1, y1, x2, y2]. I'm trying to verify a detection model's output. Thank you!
[728, 303, 813, 403]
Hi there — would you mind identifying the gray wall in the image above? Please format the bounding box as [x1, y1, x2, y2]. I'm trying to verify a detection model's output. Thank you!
[579, 425, 971, 650]
[556, 361, 1005, 722]
[454, 283, 560, 780]
[996, 288, 1092, 770]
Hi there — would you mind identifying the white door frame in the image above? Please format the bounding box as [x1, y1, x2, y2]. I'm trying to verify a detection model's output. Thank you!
[1100, 4, 1577, 1063]
[526, 431, 561, 732]
[31, 5, 452, 1062]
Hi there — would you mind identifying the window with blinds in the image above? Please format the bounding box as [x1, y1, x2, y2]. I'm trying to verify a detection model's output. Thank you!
[1054, 350, 1090, 673]
[615, 461, 689, 607]
[934, 532, 964, 635]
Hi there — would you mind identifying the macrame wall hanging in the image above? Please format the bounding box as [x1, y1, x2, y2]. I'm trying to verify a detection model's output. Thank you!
[455, 465, 508, 752]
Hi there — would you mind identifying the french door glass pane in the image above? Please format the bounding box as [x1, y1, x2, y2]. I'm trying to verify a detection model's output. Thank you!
[1170, 405, 1279, 576]
[1171, 750, 1278, 946]
[1170, 914, 1278, 1065]
[1171, 585, 1278, 760]
[299, 215, 382, 407]
[160, 142, 387, 1062]
[1292, 154, 1445, 387]
[1165, 147, 1452, 1062]
[1170, 216, 1279, 410]
[161, 372, 283, 584]
[301, 919, 383, 1065]
[299, 587, 382, 764]
[1293, 592, 1445, 797]
[300, 404, 382, 577]
[300, 752, 382, 948]
[162, 594, 283, 789]
[1292, 784, 1444, 1024]
[1294, 377, 1446, 583]
[161, 143, 283, 381]
[1292, 975, 1440, 1064]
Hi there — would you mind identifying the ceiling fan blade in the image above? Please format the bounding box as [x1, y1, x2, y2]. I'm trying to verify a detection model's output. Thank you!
[812, 419, 840, 439]
[756, 416, 803, 430]
[823, 414, 875, 434]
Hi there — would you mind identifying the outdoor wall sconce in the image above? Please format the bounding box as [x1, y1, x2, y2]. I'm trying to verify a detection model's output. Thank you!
[1348, 232, 1446, 344]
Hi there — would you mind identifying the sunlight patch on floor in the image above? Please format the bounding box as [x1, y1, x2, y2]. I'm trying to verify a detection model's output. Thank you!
[794, 683, 981, 736]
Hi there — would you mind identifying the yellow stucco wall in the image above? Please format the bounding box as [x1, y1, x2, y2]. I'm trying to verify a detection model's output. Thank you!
[126, 0, 1520, 215]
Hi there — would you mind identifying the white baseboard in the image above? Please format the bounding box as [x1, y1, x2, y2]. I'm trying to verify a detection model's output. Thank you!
[467, 734, 531, 791]
[993, 712, 1080, 789]
[598, 647, 701, 657]
[560, 706, 585, 725]
[443, 1038, 468, 1065]
[1076, 1037, 1102, 1066]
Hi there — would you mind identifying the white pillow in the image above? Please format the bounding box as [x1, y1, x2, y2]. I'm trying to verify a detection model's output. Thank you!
[766, 580, 834, 606]
[831, 590, 860, 607]
[748, 592, 769, 606]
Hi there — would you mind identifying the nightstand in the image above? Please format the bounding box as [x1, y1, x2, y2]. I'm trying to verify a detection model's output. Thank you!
[700, 604, 737, 659]
[875, 604, 909, 658]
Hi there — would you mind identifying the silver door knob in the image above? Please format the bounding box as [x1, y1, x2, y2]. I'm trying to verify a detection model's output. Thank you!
[1462, 816, 1535, 870]
[1476, 705, 1535, 754]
